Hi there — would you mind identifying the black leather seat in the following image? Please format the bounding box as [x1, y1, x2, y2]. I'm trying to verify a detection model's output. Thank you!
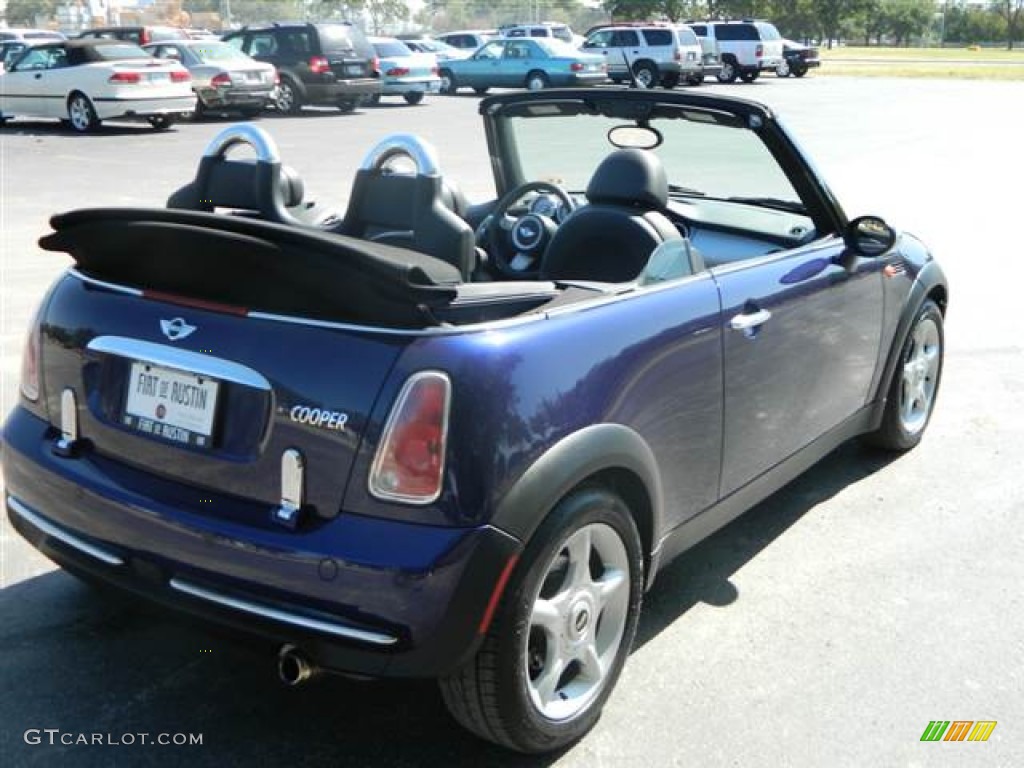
[541, 149, 686, 283]
[167, 124, 337, 228]
[337, 135, 476, 281]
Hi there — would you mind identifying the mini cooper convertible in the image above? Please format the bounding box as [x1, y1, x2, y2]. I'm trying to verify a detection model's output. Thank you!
[3, 88, 947, 753]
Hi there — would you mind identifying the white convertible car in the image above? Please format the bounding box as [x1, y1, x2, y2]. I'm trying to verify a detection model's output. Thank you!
[0, 38, 195, 132]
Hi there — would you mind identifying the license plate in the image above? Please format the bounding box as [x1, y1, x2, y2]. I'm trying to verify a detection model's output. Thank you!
[345, 64, 364, 75]
[123, 361, 219, 448]
[149, 71, 170, 83]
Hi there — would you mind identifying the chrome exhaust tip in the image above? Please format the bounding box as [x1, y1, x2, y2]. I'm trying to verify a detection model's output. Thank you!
[277, 644, 317, 686]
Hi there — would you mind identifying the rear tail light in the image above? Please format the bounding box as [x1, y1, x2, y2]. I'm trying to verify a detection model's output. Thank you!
[369, 372, 451, 504]
[273, 70, 281, 84]
[20, 323, 39, 402]
[570, 62, 584, 72]
[386, 66, 409, 76]
[171, 69, 191, 83]
[372, 56, 379, 74]
[674, 48, 682, 61]
[140, 29, 151, 45]
[308, 55, 330, 74]
[431, 66, 439, 75]
[210, 72, 232, 87]
[109, 71, 142, 84]
[755, 44, 764, 58]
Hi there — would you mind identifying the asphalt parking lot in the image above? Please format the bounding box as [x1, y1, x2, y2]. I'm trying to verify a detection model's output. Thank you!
[1, 78, 1022, 767]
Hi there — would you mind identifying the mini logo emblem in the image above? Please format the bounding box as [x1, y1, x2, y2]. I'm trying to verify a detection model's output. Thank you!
[160, 317, 197, 342]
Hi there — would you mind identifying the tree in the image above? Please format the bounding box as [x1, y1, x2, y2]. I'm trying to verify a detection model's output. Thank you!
[364, 0, 409, 33]
[993, 0, 1024, 49]
[4, 0, 58, 26]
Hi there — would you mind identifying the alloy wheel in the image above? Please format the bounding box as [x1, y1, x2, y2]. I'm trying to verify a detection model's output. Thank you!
[899, 316, 941, 434]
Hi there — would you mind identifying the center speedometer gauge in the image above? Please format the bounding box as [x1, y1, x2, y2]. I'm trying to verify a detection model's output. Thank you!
[529, 194, 559, 218]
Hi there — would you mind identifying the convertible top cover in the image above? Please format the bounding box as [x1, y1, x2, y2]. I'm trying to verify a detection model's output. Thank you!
[40, 208, 462, 327]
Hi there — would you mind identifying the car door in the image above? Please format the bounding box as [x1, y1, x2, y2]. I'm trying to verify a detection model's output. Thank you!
[503, 40, 533, 86]
[713, 244, 883, 496]
[1, 44, 65, 117]
[461, 40, 505, 88]
[610, 29, 641, 75]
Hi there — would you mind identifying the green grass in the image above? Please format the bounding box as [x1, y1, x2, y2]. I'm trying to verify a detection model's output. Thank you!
[815, 45, 1024, 79]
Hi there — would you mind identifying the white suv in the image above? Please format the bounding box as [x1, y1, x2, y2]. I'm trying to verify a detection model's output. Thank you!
[582, 23, 711, 89]
[499, 22, 575, 45]
[687, 20, 783, 83]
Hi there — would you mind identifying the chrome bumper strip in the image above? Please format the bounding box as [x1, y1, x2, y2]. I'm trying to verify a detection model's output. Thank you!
[168, 578, 398, 646]
[7, 495, 125, 566]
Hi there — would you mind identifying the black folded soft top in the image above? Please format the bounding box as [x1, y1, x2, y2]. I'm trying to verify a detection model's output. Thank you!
[41, 208, 462, 328]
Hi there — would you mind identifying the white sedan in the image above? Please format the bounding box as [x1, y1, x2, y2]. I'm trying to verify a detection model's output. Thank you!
[0, 39, 195, 132]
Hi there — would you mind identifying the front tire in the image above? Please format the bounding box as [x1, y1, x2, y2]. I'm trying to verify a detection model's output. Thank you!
[439, 69, 456, 94]
[276, 79, 302, 114]
[866, 299, 944, 451]
[67, 92, 99, 133]
[440, 487, 643, 753]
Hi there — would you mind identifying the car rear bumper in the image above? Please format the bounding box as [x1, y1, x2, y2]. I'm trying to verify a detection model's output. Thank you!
[379, 76, 441, 96]
[304, 77, 382, 104]
[199, 86, 275, 109]
[93, 94, 196, 119]
[3, 407, 522, 678]
[556, 72, 607, 87]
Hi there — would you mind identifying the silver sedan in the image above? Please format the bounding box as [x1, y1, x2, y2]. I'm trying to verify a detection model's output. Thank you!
[144, 39, 277, 118]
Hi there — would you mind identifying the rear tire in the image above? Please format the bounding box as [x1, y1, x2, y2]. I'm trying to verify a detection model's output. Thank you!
[440, 487, 643, 753]
[660, 73, 680, 89]
[525, 71, 549, 91]
[685, 73, 703, 86]
[632, 62, 657, 89]
[776, 60, 791, 78]
[716, 60, 738, 83]
[866, 300, 944, 451]
[67, 92, 99, 133]
[404, 91, 424, 105]
[793, 63, 809, 77]
[739, 69, 759, 83]
[337, 98, 357, 113]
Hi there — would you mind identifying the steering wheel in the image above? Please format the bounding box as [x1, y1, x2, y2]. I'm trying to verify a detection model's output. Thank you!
[476, 181, 577, 279]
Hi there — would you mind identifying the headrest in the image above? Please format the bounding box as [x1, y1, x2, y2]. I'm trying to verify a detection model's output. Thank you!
[278, 164, 304, 208]
[585, 149, 668, 210]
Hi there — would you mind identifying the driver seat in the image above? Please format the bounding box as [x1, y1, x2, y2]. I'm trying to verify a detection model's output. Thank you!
[541, 149, 686, 283]
[337, 135, 476, 280]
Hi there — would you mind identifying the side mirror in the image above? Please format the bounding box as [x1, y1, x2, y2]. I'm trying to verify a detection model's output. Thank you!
[844, 215, 896, 258]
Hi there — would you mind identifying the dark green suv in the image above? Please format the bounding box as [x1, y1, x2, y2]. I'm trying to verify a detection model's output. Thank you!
[222, 22, 380, 113]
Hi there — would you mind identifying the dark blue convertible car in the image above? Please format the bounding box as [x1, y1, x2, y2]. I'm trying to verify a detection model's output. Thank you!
[3, 88, 946, 752]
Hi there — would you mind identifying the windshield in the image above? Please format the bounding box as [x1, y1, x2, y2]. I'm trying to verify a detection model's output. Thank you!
[505, 105, 801, 204]
[92, 43, 152, 60]
[190, 42, 252, 63]
[535, 39, 583, 58]
[373, 40, 412, 57]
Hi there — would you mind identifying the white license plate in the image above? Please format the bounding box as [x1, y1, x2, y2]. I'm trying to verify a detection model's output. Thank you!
[345, 64, 364, 75]
[148, 71, 170, 83]
[123, 361, 219, 447]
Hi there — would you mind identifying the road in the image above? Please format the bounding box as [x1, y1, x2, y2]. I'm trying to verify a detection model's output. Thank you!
[1, 77, 1022, 767]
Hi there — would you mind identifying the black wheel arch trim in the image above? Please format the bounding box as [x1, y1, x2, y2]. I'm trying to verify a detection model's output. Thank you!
[869, 259, 948, 428]
[491, 423, 664, 588]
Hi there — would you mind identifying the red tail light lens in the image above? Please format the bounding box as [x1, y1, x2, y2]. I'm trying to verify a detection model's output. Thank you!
[570, 62, 584, 72]
[20, 324, 39, 402]
[308, 55, 330, 74]
[674, 49, 682, 61]
[756, 44, 764, 58]
[171, 69, 191, 83]
[140, 29, 151, 45]
[210, 72, 232, 87]
[386, 66, 410, 76]
[369, 372, 451, 504]
[109, 71, 142, 84]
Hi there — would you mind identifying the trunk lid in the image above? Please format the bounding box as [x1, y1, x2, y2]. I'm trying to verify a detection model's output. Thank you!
[34, 207, 463, 519]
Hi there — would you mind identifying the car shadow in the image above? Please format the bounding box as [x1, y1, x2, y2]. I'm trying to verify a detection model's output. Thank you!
[0, 120, 181, 137]
[0, 443, 894, 767]
[634, 441, 894, 648]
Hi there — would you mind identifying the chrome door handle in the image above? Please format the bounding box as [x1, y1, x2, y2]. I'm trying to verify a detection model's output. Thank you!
[730, 308, 772, 331]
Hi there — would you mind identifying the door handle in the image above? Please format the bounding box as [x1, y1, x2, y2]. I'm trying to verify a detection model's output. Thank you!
[730, 308, 772, 331]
